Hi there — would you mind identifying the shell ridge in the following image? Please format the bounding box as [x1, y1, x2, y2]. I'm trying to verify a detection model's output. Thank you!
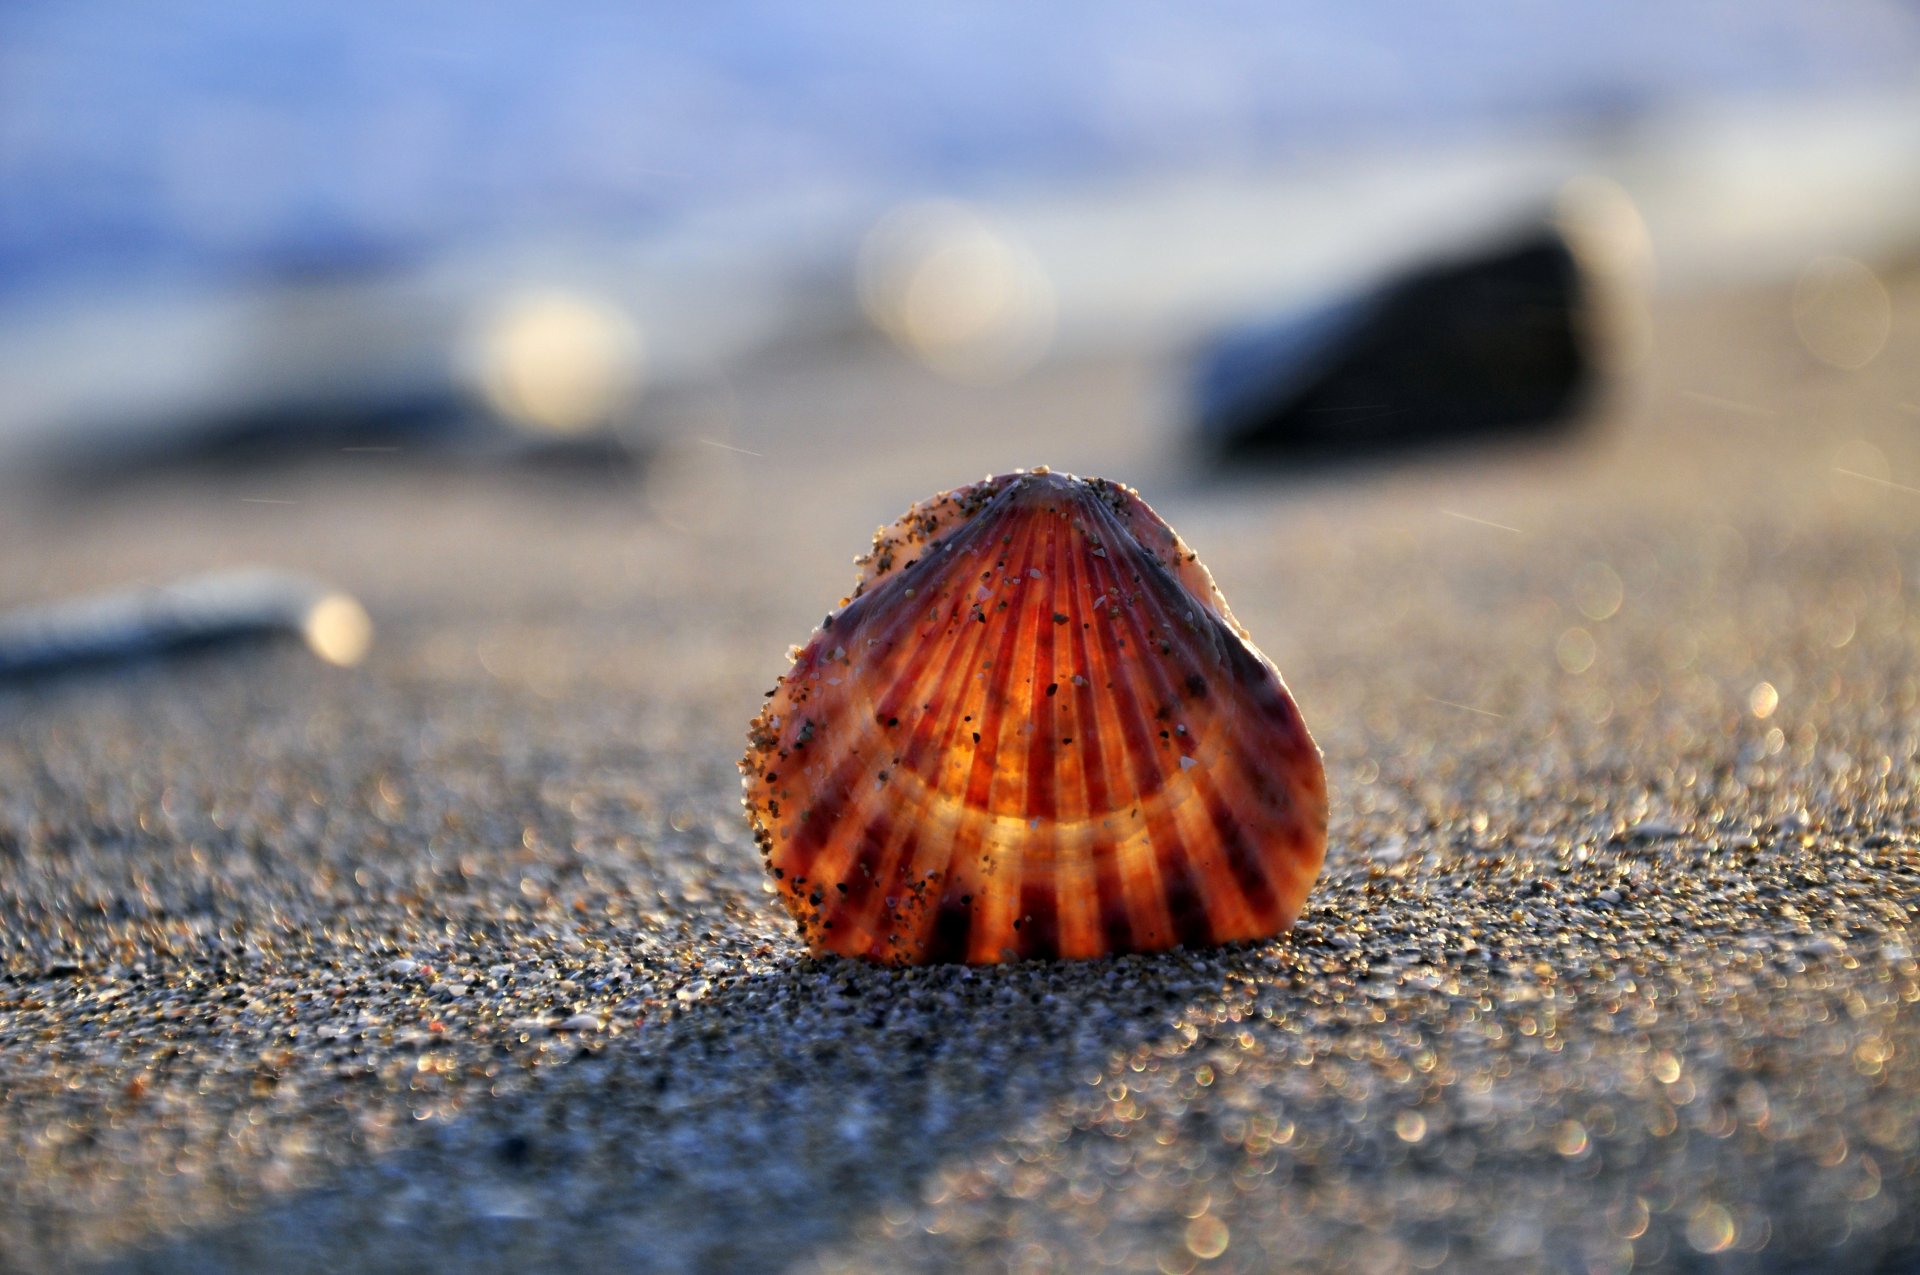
[1020, 512, 1065, 828]
[851, 473, 1019, 598]
[1057, 511, 1137, 957]
[1083, 510, 1309, 945]
[826, 815, 906, 955]
[863, 561, 986, 750]
[1133, 562, 1330, 934]
[758, 637, 898, 897]
[1094, 480, 1246, 637]
[862, 831, 924, 962]
[852, 509, 1039, 960]
[1090, 533, 1297, 940]
[1198, 782, 1284, 929]
[805, 629, 940, 924]
[770, 500, 1011, 954]
[1084, 539, 1238, 948]
[1014, 511, 1068, 959]
[1062, 526, 1151, 945]
[797, 631, 927, 903]
[954, 524, 1050, 961]
[770, 749, 864, 898]
[1086, 498, 1315, 796]
[1078, 536, 1188, 948]
[879, 502, 1024, 789]
[1196, 606, 1328, 866]
[833, 477, 1017, 635]
[918, 865, 973, 965]
[843, 546, 1013, 959]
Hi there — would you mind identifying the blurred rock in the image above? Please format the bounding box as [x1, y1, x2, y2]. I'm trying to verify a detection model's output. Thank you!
[1192, 227, 1594, 465]
[0, 570, 370, 682]
[39, 397, 648, 492]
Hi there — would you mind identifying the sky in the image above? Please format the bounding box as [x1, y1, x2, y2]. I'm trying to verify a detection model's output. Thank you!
[1, 2, 1915, 311]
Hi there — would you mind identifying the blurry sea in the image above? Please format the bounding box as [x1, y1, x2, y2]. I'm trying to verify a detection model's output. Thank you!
[2, 2, 1918, 454]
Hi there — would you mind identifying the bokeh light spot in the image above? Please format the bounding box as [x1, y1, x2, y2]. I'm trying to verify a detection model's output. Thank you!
[1685, 1202, 1735, 1255]
[302, 593, 374, 667]
[1574, 562, 1624, 621]
[1184, 1215, 1229, 1260]
[466, 291, 645, 432]
[1556, 627, 1597, 674]
[857, 201, 1055, 384]
[1793, 257, 1891, 370]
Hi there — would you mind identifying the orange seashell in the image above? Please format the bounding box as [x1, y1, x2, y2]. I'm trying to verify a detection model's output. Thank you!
[741, 468, 1327, 964]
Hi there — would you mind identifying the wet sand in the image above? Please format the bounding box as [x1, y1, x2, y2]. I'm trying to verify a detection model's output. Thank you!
[2, 275, 1920, 1273]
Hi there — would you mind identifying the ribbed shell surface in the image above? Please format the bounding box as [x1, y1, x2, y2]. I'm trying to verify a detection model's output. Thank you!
[742, 470, 1327, 964]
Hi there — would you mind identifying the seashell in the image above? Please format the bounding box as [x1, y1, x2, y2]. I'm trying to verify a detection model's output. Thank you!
[741, 468, 1326, 964]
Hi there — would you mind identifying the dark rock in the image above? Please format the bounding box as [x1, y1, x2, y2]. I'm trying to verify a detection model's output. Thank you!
[0, 570, 359, 682]
[1193, 227, 1594, 464]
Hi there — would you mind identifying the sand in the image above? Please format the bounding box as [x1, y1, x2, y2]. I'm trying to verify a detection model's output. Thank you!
[2, 275, 1919, 1273]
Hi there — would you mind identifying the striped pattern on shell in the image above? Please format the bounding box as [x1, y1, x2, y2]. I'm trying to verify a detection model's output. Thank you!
[742, 469, 1327, 964]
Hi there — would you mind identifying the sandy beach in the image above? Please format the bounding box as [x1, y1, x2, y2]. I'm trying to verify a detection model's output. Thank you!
[2, 269, 1919, 1273]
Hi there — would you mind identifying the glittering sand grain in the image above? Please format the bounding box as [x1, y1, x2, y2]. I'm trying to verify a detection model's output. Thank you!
[3, 279, 1920, 1273]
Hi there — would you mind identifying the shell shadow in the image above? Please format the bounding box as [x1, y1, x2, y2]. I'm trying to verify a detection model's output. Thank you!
[99, 947, 1286, 1273]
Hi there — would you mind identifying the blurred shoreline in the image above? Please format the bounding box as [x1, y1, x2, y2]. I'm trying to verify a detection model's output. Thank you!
[2, 87, 1918, 474]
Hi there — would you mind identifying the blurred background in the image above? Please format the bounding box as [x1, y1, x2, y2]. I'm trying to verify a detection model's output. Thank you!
[3, 2, 1918, 499]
